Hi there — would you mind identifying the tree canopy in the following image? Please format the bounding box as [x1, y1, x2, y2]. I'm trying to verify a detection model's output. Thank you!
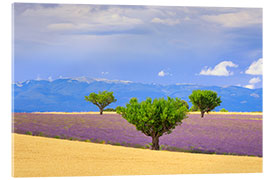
[189, 90, 221, 117]
[189, 105, 199, 112]
[181, 100, 189, 110]
[116, 97, 188, 150]
[85, 91, 117, 115]
[220, 108, 228, 112]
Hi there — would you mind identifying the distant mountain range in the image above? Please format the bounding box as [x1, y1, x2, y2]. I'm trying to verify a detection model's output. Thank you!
[12, 77, 262, 112]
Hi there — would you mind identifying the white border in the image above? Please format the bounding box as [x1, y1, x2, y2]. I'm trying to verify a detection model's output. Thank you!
[1, 0, 269, 180]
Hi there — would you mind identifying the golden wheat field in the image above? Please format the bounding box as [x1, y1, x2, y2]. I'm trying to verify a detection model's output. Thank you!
[12, 133, 262, 177]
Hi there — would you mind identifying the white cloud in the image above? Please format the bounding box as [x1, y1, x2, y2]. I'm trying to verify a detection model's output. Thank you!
[244, 76, 261, 90]
[202, 10, 262, 28]
[158, 70, 171, 77]
[199, 61, 238, 76]
[245, 58, 263, 75]
[244, 84, 254, 89]
[93, 78, 132, 84]
[151, 17, 180, 26]
[48, 76, 53, 82]
[249, 77, 261, 84]
[21, 4, 144, 34]
[36, 75, 41, 80]
[250, 93, 260, 98]
[158, 70, 166, 77]
[101, 72, 109, 75]
[47, 16, 143, 33]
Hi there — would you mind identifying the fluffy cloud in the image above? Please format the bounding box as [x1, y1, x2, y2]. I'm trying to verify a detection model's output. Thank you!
[244, 76, 261, 89]
[244, 84, 254, 89]
[202, 10, 262, 28]
[158, 70, 166, 77]
[20, 4, 144, 35]
[158, 70, 171, 77]
[101, 72, 109, 75]
[249, 77, 261, 84]
[245, 58, 263, 75]
[46, 14, 143, 33]
[250, 93, 260, 98]
[48, 76, 53, 82]
[199, 61, 238, 76]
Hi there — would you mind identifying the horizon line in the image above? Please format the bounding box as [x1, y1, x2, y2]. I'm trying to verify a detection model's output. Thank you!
[12, 76, 263, 90]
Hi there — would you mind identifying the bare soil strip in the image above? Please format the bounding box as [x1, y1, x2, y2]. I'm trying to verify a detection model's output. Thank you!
[12, 133, 262, 177]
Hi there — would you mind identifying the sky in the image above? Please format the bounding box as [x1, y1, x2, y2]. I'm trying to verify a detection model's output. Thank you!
[13, 3, 263, 89]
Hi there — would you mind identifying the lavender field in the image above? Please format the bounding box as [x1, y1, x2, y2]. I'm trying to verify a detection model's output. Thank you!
[12, 113, 262, 157]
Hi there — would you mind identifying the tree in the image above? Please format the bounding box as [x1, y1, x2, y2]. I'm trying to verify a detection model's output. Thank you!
[189, 105, 199, 112]
[220, 108, 228, 112]
[116, 97, 188, 150]
[189, 90, 221, 118]
[181, 100, 189, 110]
[103, 108, 116, 112]
[85, 91, 117, 115]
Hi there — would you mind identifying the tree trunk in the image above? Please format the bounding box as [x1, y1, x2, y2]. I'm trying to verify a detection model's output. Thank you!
[151, 136, 160, 150]
[99, 108, 103, 115]
[201, 111, 205, 118]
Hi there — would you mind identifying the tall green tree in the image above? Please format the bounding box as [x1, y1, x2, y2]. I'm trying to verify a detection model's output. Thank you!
[116, 97, 188, 150]
[181, 100, 189, 110]
[189, 90, 221, 118]
[85, 91, 117, 115]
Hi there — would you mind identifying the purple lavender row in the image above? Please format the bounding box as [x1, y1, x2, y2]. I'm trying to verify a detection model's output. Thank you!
[12, 113, 262, 156]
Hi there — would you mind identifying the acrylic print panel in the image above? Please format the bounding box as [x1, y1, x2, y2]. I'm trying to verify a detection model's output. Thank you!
[12, 2, 262, 177]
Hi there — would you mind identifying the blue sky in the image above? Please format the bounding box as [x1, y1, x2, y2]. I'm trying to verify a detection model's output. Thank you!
[13, 3, 263, 88]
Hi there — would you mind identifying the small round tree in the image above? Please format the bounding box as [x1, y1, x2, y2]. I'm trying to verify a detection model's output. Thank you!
[85, 91, 117, 115]
[116, 97, 188, 150]
[189, 90, 221, 118]
[220, 108, 228, 112]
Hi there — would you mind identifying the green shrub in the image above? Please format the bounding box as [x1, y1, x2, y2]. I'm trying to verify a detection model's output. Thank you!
[220, 108, 228, 112]
[100, 140, 106, 144]
[159, 145, 166, 150]
[112, 142, 121, 146]
[103, 108, 116, 112]
[26, 131, 32, 135]
[145, 144, 150, 149]
[38, 132, 44, 136]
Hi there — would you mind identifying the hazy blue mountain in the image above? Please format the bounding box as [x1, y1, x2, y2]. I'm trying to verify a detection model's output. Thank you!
[12, 77, 262, 112]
